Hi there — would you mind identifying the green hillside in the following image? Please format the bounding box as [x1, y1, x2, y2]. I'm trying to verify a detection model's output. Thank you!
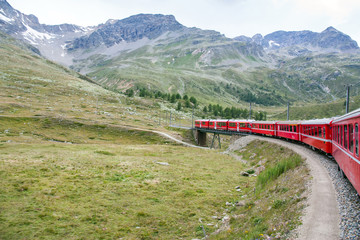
[69, 28, 360, 111]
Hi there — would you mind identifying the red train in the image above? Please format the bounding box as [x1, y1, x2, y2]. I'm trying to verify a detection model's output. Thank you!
[195, 110, 360, 196]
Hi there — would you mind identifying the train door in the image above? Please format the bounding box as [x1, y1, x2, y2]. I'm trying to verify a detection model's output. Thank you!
[237, 122, 239, 132]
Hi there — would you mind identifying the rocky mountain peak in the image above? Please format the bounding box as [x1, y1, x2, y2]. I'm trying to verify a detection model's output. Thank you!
[322, 26, 338, 33]
[67, 14, 184, 51]
[234, 27, 358, 53]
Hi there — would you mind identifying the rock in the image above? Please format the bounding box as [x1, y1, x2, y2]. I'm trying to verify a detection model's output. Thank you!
[156, 162, 169, 166]
[240, 171, 249, 177]
[222, 215, 230, 223]
[235, 200, 246, 206]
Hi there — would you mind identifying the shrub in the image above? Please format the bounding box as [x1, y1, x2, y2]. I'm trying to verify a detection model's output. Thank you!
[256, 155, 302, 188]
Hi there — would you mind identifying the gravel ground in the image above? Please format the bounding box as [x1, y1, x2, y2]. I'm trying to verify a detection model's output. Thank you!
[227, 135, 360, 239]
[317, 154, 360, 239]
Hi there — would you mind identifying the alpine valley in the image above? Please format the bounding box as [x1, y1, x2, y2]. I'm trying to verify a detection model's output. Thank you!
[1, 0, 360, 109]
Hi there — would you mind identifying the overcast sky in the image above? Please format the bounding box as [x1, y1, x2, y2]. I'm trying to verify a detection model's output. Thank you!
[8, 0, 360, 44]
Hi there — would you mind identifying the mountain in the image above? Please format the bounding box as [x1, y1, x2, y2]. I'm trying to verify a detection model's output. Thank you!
[67, 14, 184, 51]
[235, 27, 359, 52]
[0, 0, 94, 65]
[1, 0, 360, 109]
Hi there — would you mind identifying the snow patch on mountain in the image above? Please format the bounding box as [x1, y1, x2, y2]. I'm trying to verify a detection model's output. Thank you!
[0, 8, 6, 16]
[0, 12, 12, 23]
[269, 40, 280, 47]
[22, 24, 55, 45]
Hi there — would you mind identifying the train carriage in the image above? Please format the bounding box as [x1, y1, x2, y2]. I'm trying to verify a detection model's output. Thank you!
[251, 121, 276, 136]
[276, 121, 301, 141]
[195, 119, 209, 129]
[331, 109, 360, 195]
[212, 119, 228, 131]
[300, 119, 334, 154]
[228, 120, 253, 133]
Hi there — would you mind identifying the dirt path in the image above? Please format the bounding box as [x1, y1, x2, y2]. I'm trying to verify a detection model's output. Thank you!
[227, 135, 340, 240]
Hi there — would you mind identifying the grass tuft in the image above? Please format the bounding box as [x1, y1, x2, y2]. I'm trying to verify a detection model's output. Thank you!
[95, 150, 116, 156]
[256, 155, 303, 189]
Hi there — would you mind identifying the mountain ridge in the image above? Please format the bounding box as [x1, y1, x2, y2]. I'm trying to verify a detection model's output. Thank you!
[234, 26, 358, 52]
[1, 0, 360, 109]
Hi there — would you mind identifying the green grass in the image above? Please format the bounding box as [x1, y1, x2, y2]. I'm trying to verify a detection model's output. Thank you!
[272, 95, 360, 120]
[0, 143, 246, 239]
[256, 155, 302, 188]
[0, 116, 170, 145]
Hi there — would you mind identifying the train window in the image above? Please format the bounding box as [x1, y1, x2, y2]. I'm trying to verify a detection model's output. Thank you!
[319, 127, 322, 138]
[349, 124, 354, 153]
[294, 126, 297, 132]
[338, 126, 340, 143]
[210, 122, 214, 126]
[323, 127, 326, 139]
[344, 125, 348, 148]
[356, 124, 359, 156]
[202, 122, 207, 125]
[229, 123, 236, 127]
[196, 121, 200, 125]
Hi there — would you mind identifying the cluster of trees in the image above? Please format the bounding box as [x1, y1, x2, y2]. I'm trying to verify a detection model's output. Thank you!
[125, 87, 267, 120]
[221, 83, 285, 106]
[125, 87, 198, 110]
[203, 104, 266, 120]
[238, 89, 284, 106]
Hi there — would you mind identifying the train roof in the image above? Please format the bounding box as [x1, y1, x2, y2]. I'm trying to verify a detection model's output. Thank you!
[228, 119, 255, 122]
[252, 121, 277, 124]
[209, 119, 229, 122]
[300, 118, 335, 125]
[332, 108, 360, 123]
[276, 120, 302, 124]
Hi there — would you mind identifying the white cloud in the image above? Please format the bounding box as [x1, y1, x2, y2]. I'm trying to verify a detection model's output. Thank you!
[292, 0, 360, 23]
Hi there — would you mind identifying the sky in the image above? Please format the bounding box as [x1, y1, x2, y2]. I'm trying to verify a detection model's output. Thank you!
[7, 0, 360, 44]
